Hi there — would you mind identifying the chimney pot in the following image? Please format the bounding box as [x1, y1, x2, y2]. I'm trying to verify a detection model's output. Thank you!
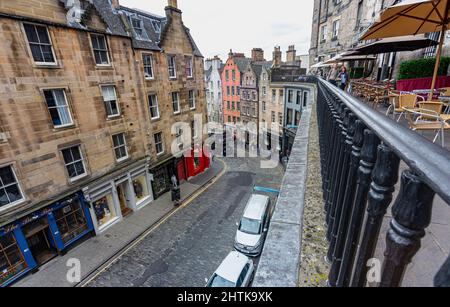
[110, 0, 120, 9]
[168, 0, 178, 8]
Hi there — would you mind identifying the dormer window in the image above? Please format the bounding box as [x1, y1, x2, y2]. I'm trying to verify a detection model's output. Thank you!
[152, 20, 161, 33]
[130, 16, 143, 36]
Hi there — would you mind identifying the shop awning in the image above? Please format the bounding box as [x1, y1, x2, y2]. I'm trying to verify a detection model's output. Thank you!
[353, 35, 439, 55]
[310, 62, 331, 68]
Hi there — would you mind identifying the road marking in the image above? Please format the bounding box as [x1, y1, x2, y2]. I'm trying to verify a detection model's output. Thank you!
[78, 159, 228, 287]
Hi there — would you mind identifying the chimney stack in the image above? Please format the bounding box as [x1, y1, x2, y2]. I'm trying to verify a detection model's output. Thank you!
[286, 45, 297, 63]
[251, 48, 265, 62]
[273, 46, 282, 67]
[111, 0, 120, 9]
[168, 0, 178, 8]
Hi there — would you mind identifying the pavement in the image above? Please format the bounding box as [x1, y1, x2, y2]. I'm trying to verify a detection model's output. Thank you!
[14, 160, 225, 287]
[85, 156, 284, 287]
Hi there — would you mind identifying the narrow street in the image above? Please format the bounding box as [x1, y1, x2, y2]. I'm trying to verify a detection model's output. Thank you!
[86, 157, 284, 287]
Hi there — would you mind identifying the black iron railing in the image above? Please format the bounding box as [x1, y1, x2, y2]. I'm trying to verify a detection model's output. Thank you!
[310, 76, 450, 287]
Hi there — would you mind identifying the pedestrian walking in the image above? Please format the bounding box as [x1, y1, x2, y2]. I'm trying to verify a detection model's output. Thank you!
[338, 66, 349, 91]
[327, 64, 339, 86]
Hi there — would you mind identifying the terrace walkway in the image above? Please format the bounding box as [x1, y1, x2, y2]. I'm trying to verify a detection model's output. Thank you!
[254, 77, 450, 287]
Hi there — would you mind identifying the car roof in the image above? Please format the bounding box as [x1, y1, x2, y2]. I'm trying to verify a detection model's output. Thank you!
[243, 194, 269, 220]
[215, 251, 249, 282]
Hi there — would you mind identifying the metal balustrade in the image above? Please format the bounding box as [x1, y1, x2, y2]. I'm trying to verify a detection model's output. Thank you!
[306, 76, 450, 287]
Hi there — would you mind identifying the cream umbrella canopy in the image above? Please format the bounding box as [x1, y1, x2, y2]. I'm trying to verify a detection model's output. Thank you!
[361, 0, 450, 100]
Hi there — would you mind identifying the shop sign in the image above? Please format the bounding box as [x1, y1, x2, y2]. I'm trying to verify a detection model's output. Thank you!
[0, 194, 80, 236]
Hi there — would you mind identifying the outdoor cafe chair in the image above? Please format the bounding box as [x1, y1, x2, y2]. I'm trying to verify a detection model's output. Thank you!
[387, 93, 424, 122]
[404, 108, 450, 147]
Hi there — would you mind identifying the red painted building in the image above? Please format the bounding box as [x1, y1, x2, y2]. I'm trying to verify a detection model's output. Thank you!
[222, 51, 251, 125]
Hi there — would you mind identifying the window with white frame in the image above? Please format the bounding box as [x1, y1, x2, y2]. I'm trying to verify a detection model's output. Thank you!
[332, 20, 340, 38]
[168, 55, 177, 79]
[148, 94, 160, 119]
[188, 90, 196, 109]
[61, 146, 87, 181]
[43, 89, 73, 128]
[101, 85, 120, 117]
[90, 34, 110, 65]
[23, 23, 56, 65]
[172, 92, 180, 114]
[142, 54, 154, 79]
[154, 132, 164, 155]
[185, 56, 193, 78]
[152, 20, 161, 33]
[130, 16, 143, 36]
[0, 165, 24, 208]
[321, 25, 327, 41]
[112, 133, 128, 161]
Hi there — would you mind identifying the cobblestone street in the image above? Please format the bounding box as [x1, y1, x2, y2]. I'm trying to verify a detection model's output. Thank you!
[87, 157, 284, 287]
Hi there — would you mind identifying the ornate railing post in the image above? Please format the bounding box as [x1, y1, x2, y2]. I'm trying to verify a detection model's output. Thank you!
[327, 110, 352, 259]
[323, 94, 340, 218]
[328, 119, 364, 286]
[325, 104, 347, 235]
[351, 144, 400, 287]
[337, 130, 380, 286]
[380, 171, 435, 287]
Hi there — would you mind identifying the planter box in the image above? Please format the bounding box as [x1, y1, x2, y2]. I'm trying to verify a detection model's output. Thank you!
[396, 76, 450, 92]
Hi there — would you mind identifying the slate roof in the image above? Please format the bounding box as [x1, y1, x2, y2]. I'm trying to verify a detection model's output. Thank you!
[93, 0, 128, 36]
[117, 5, 203, 56]
[234, 57, 252, 73]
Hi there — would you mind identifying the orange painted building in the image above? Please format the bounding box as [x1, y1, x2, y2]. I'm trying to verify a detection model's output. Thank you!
[221, 51, 251, 124]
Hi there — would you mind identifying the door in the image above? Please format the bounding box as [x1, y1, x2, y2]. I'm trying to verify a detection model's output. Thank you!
[23, 219, 57, 266]
[177, 160, 186, 183]
[117, 183, 133, 217]
[152, 165, 170, 199]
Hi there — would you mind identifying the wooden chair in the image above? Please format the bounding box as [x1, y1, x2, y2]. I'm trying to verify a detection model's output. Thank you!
[404, 108, 450, 147]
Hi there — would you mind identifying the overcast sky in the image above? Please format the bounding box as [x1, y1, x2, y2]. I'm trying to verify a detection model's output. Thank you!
[119, 0, 314, 61]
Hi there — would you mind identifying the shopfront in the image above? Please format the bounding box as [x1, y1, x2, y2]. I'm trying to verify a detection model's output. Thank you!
[0, 192, 93, 287]
[185, 145, 211, 179]
[84, 162, 154, 234]
[151, 159, 176, 200]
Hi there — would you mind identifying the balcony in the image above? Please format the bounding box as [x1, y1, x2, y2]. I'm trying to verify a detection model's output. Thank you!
[254, 77, 450, 287]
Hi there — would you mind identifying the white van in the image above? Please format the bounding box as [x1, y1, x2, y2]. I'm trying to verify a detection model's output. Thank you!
[234, 194, 270, 257]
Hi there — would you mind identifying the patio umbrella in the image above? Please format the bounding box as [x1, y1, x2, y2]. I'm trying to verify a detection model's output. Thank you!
[354, 34, 439, 55]
[361, 0, 450, 100]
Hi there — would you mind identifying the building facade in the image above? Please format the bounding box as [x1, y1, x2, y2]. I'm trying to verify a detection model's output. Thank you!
[0, 0, 208, 286]
[205, 56, 224, 124]
[222, 51, 251, 125]
[308, 0, 449, 81]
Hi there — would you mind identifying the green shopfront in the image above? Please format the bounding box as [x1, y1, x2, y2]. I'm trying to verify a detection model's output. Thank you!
[0, 192, 94, 287]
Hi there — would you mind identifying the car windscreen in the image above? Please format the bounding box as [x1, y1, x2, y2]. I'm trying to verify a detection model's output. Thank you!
[208, 274, 235, 287]
[239, 217, 261, 235]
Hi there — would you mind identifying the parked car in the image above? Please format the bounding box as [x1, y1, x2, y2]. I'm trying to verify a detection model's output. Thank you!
[234, 194, 270, 257]
[205, 251, 254, 287]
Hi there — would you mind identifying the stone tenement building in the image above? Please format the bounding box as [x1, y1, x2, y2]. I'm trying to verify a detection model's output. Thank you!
[308, 0, 450, 80]
[204, 56, 224, 124]
[0, 0, 208, 286]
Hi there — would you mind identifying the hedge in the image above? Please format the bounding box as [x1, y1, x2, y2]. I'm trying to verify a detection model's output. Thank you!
[398, 57, 450, 80]
[349, 67, 365, 79]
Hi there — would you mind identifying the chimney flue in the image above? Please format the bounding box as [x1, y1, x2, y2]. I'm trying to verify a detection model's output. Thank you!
[286, 45, 297, 63]
[251, 48, 265, 62]
[273, 46, 282, 67]
[110, 0, 120, 9]
[168, 0, 178, 8]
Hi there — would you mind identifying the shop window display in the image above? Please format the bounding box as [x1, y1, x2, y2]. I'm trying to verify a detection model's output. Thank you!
[0, 233, 27, 286]
[133, 175, 150, 203]
[54, 200, 89, 244]
[93, 194, 117, 227]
